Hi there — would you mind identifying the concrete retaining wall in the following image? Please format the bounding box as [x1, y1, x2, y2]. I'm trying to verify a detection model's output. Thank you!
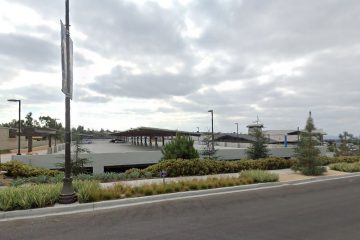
[13, 146, 328, 173]
[13, 151, 162, 174]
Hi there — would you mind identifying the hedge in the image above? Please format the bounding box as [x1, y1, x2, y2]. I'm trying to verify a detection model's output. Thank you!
[144, 157, 296, 177]
[329, 162, 360, 172]
[0, 161, 61, 178]
[318, 156, 360, 165]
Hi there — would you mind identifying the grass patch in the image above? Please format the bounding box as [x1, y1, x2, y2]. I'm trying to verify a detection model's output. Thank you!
[0, 170, 279, 210]
[0, 183, 61, 211]
[329, 162, 360, 172]
[240, 170, 279, 183]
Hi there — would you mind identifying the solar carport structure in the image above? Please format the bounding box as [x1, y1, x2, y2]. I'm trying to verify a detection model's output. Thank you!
[111, 127, 201, 148]
[22, 127, 57, 153]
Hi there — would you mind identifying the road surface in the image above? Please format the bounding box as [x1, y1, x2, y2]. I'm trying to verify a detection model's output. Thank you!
[1, 176, 360, 240]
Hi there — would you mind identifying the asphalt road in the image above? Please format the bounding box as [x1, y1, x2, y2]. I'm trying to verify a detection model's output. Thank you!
[1, 176, 360, 240]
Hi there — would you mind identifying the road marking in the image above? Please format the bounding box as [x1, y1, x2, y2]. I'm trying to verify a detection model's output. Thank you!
[290, 174, 360, 186]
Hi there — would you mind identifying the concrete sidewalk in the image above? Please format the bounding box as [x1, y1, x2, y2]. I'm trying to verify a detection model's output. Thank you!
[101, 167, 348, 188]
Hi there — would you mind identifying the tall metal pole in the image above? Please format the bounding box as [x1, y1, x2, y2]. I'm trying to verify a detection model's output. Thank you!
[208, 110, 214, 151]
[235, 122, 238, 137]
[8, 99, 22, 155]
[59, 0, 76, 204]
[54, 118, 60, 146]
[17, 100, 21, 155]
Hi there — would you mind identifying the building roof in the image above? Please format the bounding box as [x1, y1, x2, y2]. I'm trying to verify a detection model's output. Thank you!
[111, 126, 201, 137]
[263, 130, 296, 135]
[214, 133, 277, 143]
[287, 129, 327, 135]
[22, 127, 57, 136]
[246, 123, 264, 128]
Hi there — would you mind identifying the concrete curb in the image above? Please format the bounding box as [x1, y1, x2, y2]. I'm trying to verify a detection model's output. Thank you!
[1, 172, 360, 222]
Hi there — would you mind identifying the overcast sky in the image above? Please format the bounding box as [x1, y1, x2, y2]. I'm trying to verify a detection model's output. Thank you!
[0, 0, 359, 136]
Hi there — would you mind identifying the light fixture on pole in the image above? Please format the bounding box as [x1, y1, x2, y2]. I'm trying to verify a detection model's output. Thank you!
[234, 122, 239, 137]
[7, 99, 21, 155]
[208, 110, 214, 151]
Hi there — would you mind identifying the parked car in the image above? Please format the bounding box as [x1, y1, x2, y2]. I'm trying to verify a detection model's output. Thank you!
[110, 138, 125, 143]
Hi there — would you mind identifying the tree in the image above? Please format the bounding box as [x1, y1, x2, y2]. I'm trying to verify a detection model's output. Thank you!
[24, 112, 34, 127]
[39, 116, 62, 129]
[76, 125, 85, 133]
[292, 112, 326, 176]
[56, 134, 91, 175]
[246, 128, 269, 159]
[200, 133, 218, 159]
[161, 134, 199, 160]
[0, 119, 19, 128]
[335, 131, 353, 156]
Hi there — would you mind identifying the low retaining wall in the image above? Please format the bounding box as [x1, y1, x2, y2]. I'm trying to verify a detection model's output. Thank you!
[13, 151, 162, 174]
[13, 146, 327, 173]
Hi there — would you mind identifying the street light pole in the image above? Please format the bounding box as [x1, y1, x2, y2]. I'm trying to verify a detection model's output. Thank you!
[54, 118, 60, 146]
[234, 122, 238, 137]
[59, 0, 76, 204]
[208, 110, 214, 151]
[8, 99, 21, 155]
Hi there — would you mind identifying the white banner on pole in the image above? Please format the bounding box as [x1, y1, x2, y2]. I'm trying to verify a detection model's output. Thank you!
[60, 20, 73, 99]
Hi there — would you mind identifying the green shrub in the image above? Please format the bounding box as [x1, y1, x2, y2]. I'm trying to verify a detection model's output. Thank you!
[143, 171, 153, 178]
[161, 133, 199, 160]
[329, 162, 360, 172]
[319, 156, 360, 165]
[11, 173, 64, 186]
[75, 173, 94, 181]
[144, 157, 295, 177]
[0, 161, 60, 178]
[93, 172, 125, 182]
[125, 168, 143, 179]
[240, 170, 279, 183]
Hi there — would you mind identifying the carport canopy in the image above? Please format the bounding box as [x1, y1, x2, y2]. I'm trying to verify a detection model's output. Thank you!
[111, 126, 200, 137]
[22, 127, 57, 152]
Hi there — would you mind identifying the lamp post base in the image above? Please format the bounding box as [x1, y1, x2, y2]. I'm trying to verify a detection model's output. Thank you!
[58, 177, 77, 204]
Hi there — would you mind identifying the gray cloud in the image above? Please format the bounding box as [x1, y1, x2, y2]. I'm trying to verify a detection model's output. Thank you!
[71, 0, 186, 58]
[73, 85, 112, 103]
[90, 66, 199, 99]
[4, 0, 360, 134]
[0, 84, 62, 104]
[0, 33, 59, 72]
[192, 0, 360, 58]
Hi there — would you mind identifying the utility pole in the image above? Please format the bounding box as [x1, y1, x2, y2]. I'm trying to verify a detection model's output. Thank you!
[59, 0, 76, 204]
[234, 122, 238, 137]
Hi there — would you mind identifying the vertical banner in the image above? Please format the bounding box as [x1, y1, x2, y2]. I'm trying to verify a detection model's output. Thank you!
[61, 20, 67, 94]
[60, 20, 73, 99]
[68, 37, 73, 99]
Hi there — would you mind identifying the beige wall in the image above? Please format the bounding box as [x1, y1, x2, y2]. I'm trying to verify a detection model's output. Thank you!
[0, 127, 48, 151]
